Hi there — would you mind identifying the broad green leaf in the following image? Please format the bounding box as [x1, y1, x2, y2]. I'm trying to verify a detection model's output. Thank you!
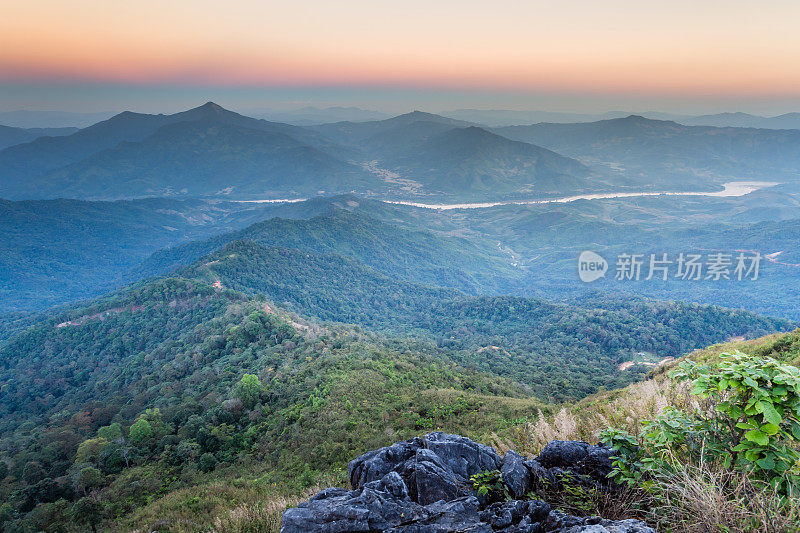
[745, 449, 763, 462]
[745, 429, 769, 446]
[757, 455, 776, 470]
[757, 401, 782, 426]
[761, 423, 780, 436]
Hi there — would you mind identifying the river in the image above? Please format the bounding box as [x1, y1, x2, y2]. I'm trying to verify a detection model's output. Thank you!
[238, 180, 778, 210]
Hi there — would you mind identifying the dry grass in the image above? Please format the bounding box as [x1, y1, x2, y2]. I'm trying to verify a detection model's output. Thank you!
[124, 473, 345, 533]
[647, 455, 800, 533]
[210, 487, 322, 533]
[508, 375, 696, 455]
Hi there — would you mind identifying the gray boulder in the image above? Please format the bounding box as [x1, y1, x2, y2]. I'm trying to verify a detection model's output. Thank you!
[479, 499, 551, 532]
[502, 451, 532, 499]
[349, 437, 423, 489]
[385, 496, 488, 532]
[524, 458, 554, 492]
[544, 511, 655, 533]
[537, 441, 614, 483]
[281, 475, 425, 532]
[406, 448, 459, 505]
[424, 432, 501, 483]
[364, 471, 410, 501]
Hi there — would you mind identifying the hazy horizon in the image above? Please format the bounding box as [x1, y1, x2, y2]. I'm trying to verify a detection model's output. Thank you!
[3, 1, 800, 116]
[2, 88, 800, 119]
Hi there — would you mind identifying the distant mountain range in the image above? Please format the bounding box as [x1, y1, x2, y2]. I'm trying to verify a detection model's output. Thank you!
[4, 103, 800, 201]
[0, 103, 603, 201]
[0, 124, 77, 150]
[680, 111, 800, 129]
[0, 109, 116, 128]
[495, 115, 800, 190]
[312, 112, 603, 197]
[5, 106, 800, 131]
[443, 109, 800, 129]
[243, 106, 391, 125]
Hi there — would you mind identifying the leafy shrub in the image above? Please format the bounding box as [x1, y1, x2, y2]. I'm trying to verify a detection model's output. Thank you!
[199, 452, 218, 473]
[601, 351, 800, 516]
[674, 352, 800, 488]
[470, 469, 510, 504]
[97, 423, 123, 441]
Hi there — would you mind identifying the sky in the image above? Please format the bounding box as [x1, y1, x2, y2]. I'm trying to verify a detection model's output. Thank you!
[2, 0, 800, 114]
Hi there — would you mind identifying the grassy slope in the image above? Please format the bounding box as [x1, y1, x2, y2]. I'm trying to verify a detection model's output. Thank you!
[507, 328, 800, 456]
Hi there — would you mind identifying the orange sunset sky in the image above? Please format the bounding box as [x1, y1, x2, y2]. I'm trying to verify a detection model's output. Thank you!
[2, 0, 800, 113]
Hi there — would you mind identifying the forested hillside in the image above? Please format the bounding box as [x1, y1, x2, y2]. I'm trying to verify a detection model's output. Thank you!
[137, 208, 520, 295]
[0, 223, 792, 530]
[0, 277, 540, 531]
[0, 197, 303, 312]
[0, 190, 796, 532]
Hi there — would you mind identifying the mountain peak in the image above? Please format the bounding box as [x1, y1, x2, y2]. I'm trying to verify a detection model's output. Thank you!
[191, 101, 229, 115]
[406, 110, 437, 117]
[171, 102, 245, 123]
[443, 125, 503, 141]
[460, 125, 491, 134]
[612, 114, 683, 128]
[386, 110, 465, 125]
[199, 101, 225, 110]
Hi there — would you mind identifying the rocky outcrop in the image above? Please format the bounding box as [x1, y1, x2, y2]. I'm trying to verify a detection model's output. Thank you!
[282, 432, 653, 533]
[536, 440, 615, 483]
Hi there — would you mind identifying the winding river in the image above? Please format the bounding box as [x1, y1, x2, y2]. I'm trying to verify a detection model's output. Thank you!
[240, 181, 778, 210]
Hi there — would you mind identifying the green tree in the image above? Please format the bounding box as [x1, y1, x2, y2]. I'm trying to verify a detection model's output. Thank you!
[0, 503, 14, 528]
[71, 497, 103, 532]
[128, 418, 154, 445]
[234, 373, 263, 409]
[198, 452, 217, 472]
[72, 466, 104, 496]
[75, 438, 110, 464]
[22, 461, 45, 485]
[97, 423, 123, 441]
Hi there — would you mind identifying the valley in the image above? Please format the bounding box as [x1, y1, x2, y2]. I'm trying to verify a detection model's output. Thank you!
[1, 103, 799, 532]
